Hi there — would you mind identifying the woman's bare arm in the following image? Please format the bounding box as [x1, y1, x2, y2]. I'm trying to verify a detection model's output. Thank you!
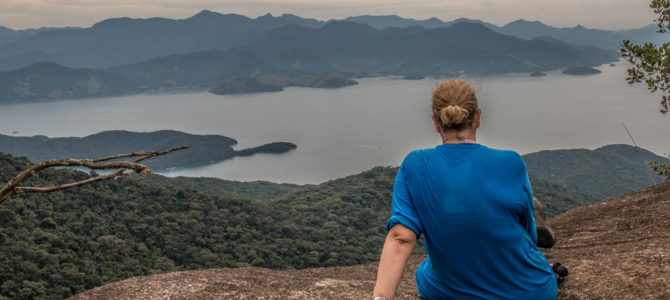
[373, 224, 417, 300]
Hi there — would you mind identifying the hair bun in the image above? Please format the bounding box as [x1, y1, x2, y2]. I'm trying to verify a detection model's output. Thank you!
[439, 105, 470, 127]
[431, 80, 478, 131]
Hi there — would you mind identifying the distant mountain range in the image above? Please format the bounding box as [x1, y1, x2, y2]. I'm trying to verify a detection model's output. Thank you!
[0, 11, 656, 72]
[0, 11, 323, 70]
[0, 11, 639, 102]
[0, 130, 297, 170]
[341, 16, 668, 50]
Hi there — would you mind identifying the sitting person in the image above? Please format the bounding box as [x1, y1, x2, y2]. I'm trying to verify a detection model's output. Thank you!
[372, 80, 557, 300]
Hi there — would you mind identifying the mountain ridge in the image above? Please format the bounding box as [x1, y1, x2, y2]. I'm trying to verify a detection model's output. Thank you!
[0, 11, 639, 73]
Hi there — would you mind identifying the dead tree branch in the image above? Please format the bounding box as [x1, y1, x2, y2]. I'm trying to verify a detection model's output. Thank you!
[0, 145, 190, 203]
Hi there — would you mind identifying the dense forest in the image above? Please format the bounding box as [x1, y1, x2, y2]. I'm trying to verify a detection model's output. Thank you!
[0, 150, 605, 299]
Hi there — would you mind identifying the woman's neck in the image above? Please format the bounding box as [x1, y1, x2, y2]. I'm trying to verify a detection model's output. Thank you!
[440, 129, 477, 144]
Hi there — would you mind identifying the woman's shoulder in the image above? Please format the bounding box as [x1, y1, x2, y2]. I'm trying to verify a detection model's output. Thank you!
[479, 146, 527, 174]
[481, 145, 524, 161]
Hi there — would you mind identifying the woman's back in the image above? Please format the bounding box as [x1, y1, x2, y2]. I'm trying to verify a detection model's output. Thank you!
[388, 143, 557, 299]
[373, 80, 557, 300]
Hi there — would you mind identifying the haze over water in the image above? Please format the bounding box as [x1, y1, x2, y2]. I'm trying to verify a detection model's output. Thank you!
[0, 62, 668, 184]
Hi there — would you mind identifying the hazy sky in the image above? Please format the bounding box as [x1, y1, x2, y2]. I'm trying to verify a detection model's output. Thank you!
[0, 0, 658, 30]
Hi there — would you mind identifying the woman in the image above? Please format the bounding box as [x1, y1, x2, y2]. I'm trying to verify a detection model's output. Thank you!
[372, 80, 557, 300]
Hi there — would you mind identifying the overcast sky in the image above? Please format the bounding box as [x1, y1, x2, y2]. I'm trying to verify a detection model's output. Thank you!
[0, 0, 658, 30]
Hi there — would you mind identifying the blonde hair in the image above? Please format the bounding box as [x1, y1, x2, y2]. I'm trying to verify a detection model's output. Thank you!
[432, 80, 478, 132]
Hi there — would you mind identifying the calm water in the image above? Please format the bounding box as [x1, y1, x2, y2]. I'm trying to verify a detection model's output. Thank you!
[0, 62, 668, 184]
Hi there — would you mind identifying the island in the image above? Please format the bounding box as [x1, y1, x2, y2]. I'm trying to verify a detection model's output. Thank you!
[210, 73, 358, 95]
[403, 74, 426, 80]
[208, 77, 284, 95]
[562, 66, 602, 75]
[0, 130, 297, 170]
[529, 71, 547, 77]
[235, 142, 297, 156]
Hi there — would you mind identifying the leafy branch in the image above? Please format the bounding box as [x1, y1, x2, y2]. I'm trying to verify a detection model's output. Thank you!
[621, 0, 670, 114]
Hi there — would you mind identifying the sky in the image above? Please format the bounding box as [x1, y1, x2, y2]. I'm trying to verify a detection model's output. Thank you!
[0, 0, 659, 30]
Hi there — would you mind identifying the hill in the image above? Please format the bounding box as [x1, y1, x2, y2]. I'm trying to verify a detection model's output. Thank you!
[209, 74, 358, 95]
[110, 21, 616, 92]
[342, 15, 669, 51]
[523, 144, 669, 199]
[0, 11, 323, 70]
[0, 150, 608, 299]
[0, 130, 296, 170]
[0, 18, 618, 102]
[238, 21, 615, 76]
[68, 181, 670, 299]
[0, 26, 74, 48]
[0, 62, 139, 103]
[1, 12, 657, 73]
[562, 66, 602, 75]
[130, 174, 303, 201]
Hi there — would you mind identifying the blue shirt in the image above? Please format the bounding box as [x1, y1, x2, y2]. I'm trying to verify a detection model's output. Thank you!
[387, 143, 557, 300]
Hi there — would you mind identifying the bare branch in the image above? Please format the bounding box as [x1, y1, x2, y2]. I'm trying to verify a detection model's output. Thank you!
[15, 169, 125, 194]
[93, 145, 191, 163]
[0, 145, 190, 203]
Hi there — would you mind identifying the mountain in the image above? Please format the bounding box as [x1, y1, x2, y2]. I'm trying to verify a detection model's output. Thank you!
[497, 19, 670, 50]
[523, 144, 669, 199]
[343, 15, 670, 51]
[342, 15, 498, 30]
[0, 11, 324, 70]
[0, 62, 139, 103]
[0, 16, 619, 102]
[246, 21, 615, 75]
[0, 26, 71, 48]
[1, 12, 662, 73]
[67, 181, 670, 300]
[109, 49, 280, 89]
[0, 130, 296, 170]
[110, 21, 616, 90]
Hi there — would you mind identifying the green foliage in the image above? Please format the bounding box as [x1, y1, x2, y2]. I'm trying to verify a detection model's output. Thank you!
[523, 144, 670, 198]
[621, 0, 670, 114]
[131, 173, 303, 201]
[529, 178, 599, 217]
[621, 0, 670, 180]
[649, 160, 670, 180]
[0, 150, 628, 299]
[0, 153, 403, 299]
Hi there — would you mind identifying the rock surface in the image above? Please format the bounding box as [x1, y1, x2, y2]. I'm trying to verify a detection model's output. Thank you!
[69, 182, 670, 300]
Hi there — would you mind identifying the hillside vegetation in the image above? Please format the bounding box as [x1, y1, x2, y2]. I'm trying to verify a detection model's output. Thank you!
[69, 181, 670, 299]
[0, 143, 664, 299]
[0, 62, 139, 103]
[0, 152, 600, 300]
[523, 144, 669, 199]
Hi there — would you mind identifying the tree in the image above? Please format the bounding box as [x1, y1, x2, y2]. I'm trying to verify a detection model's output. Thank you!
[621, 0, 670, 180]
